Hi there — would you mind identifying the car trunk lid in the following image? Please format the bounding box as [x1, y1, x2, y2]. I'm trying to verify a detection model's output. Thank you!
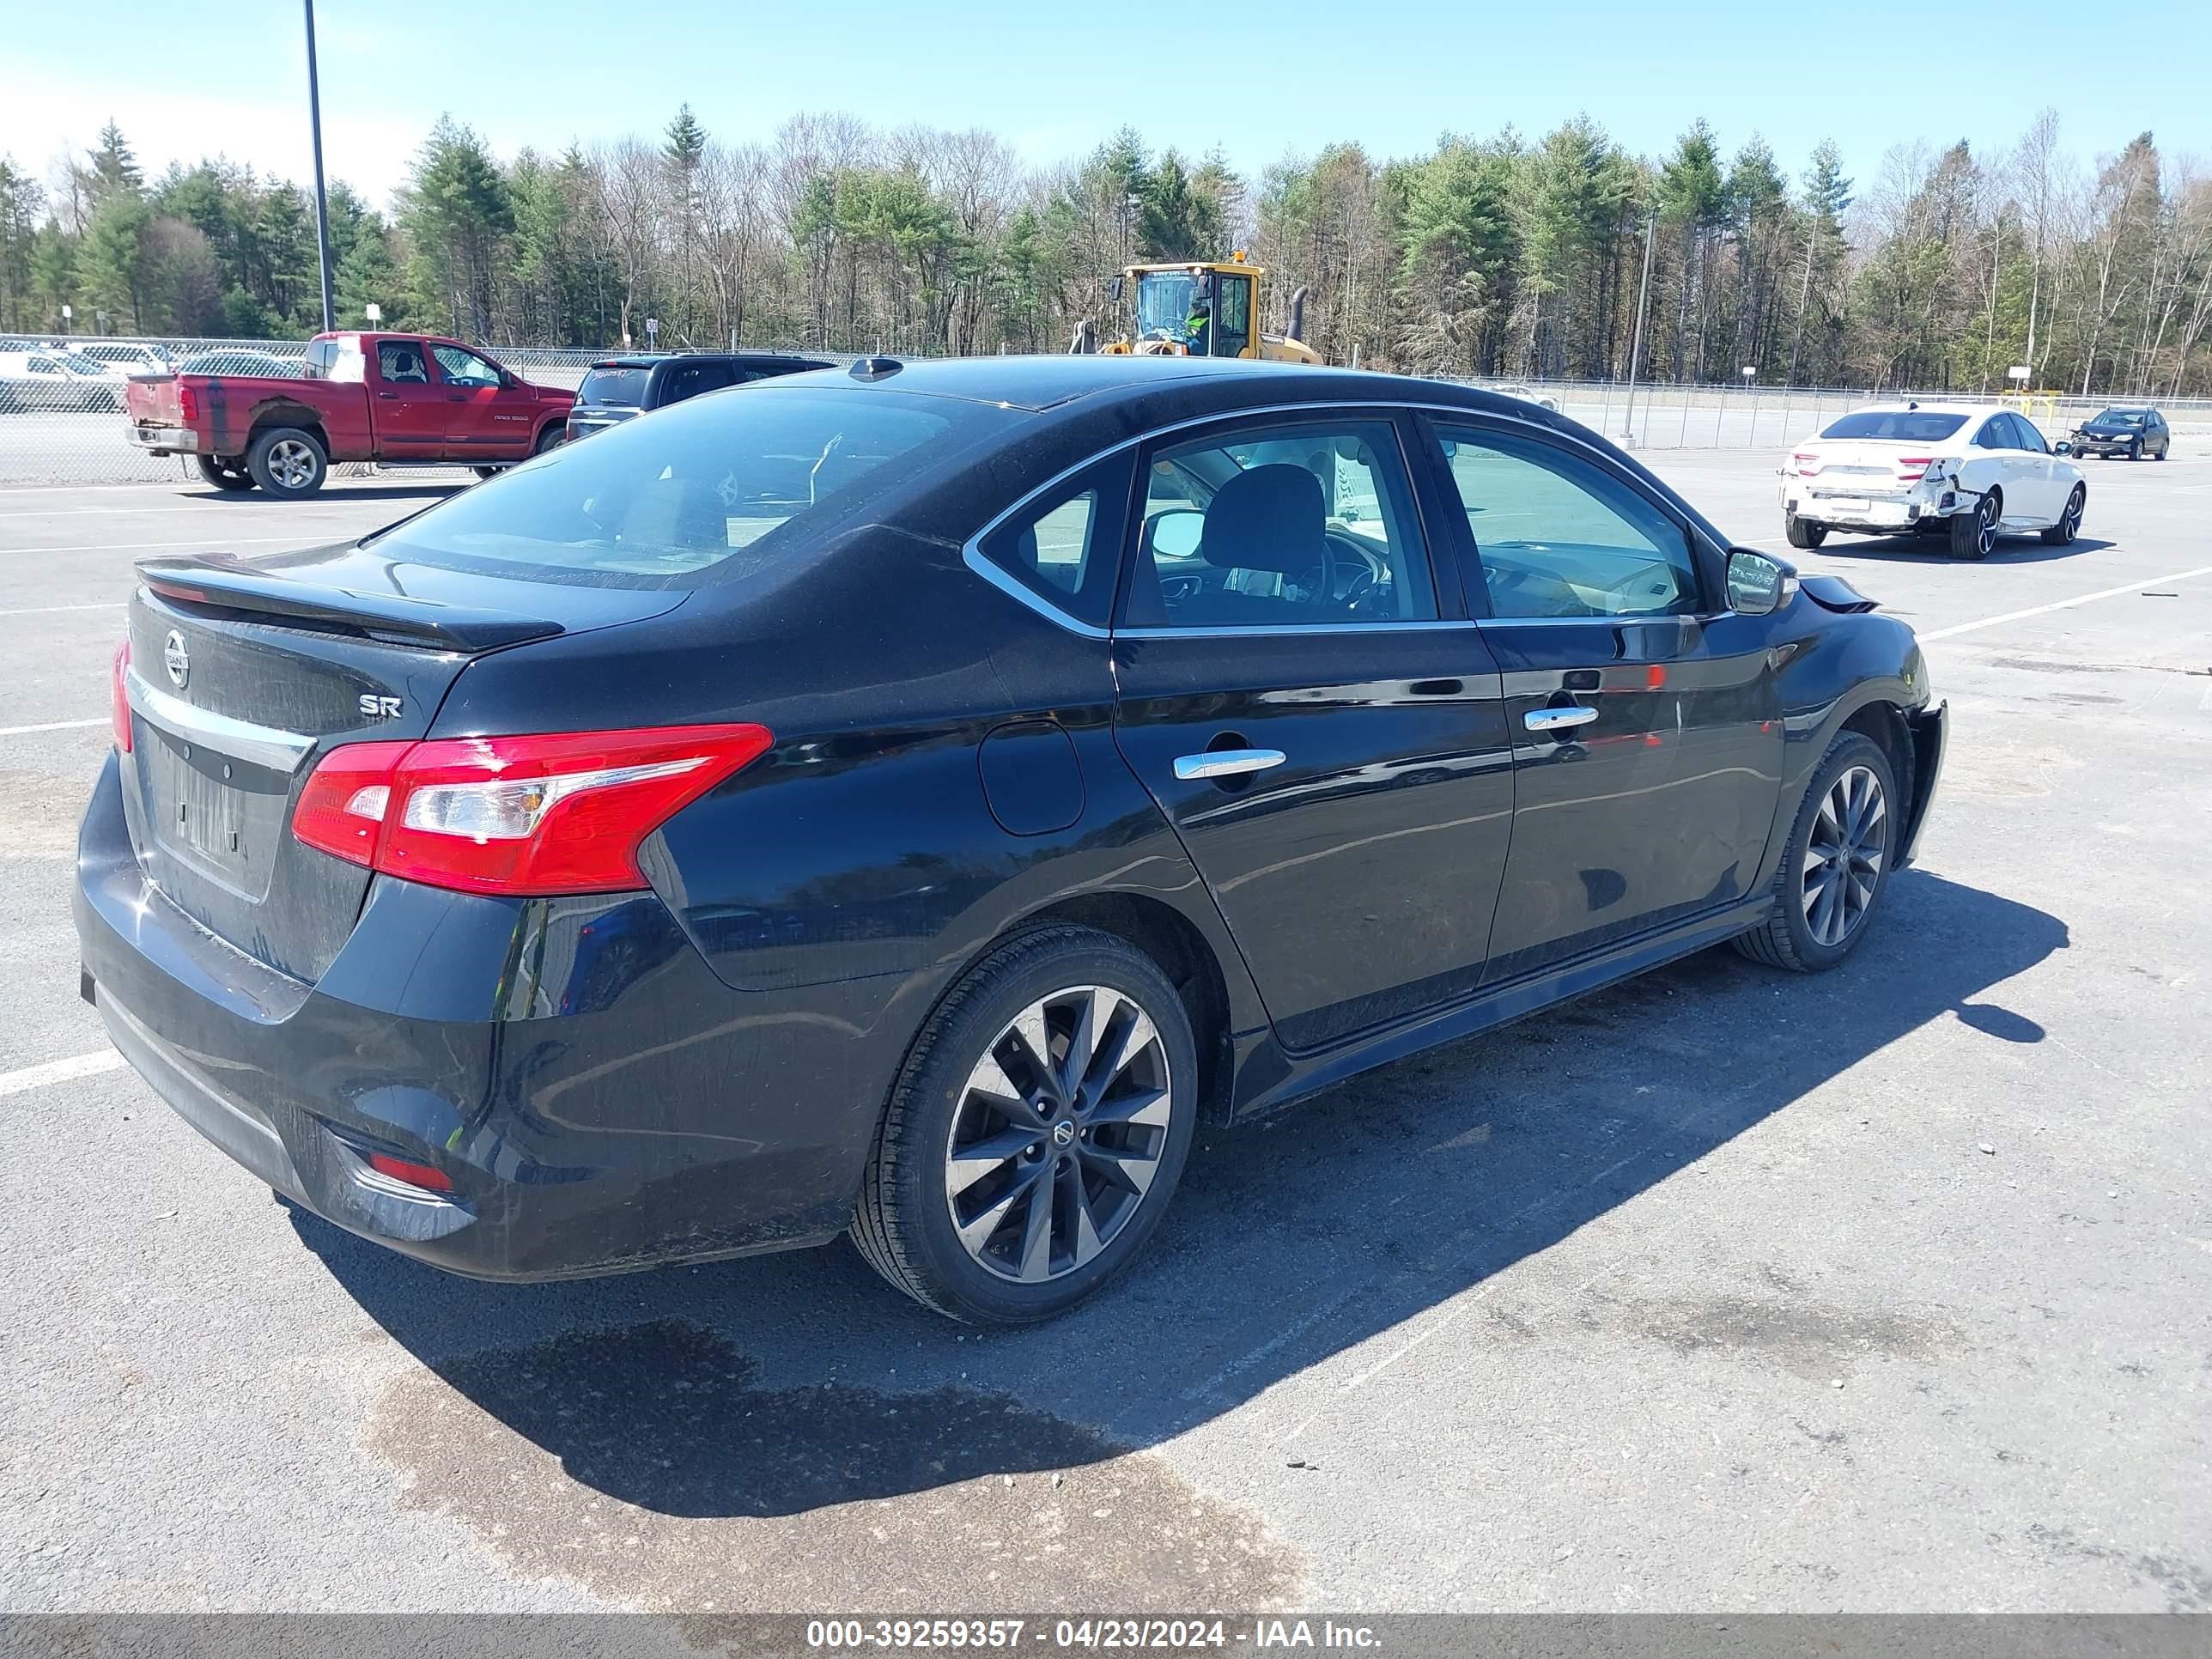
[1790, 439, 1944, 495]
[120, 542, 687, 984]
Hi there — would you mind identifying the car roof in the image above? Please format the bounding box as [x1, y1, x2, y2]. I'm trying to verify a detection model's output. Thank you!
[587, 352, 829, 369]
[753, 352, 1542, 416]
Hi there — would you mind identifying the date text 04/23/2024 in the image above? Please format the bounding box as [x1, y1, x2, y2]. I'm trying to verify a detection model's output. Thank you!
[802, 1620, 1382, 1650]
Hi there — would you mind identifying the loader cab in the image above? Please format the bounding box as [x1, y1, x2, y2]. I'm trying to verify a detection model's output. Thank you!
[1129, 263, 1256, 358]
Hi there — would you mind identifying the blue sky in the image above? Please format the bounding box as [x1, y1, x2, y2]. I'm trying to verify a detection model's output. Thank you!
[7, 0, 2206, 210]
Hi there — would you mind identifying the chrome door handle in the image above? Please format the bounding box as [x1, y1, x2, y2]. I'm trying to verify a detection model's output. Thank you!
[1524, 705, 1599, 732]
[1174, 748, 1285, 781]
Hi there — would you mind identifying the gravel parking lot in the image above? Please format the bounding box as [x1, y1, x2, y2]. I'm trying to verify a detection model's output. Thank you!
[1, 443, 2206, 1614]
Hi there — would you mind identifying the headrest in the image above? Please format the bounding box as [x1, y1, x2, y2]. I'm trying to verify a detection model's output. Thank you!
[1201, 465, 1326, 574]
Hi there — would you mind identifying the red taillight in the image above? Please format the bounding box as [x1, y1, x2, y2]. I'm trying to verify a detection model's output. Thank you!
[1791, 451, 1821, 475]
[291, 739, 414, 868]
[1895, 455, 1935, 483]
[365, 1152, 453, 1194]
[291, 724, 774, 896]
[110, 640, 132, 753]
[178, 384, 198, 422]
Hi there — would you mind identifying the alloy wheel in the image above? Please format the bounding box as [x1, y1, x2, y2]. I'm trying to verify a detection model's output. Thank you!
[1977, 495, 1998, 556]
[943, 984, 1175, 1285]
[1802, 764, 1887, 948]
[2062, 489, 2083, 539]
[267, 439, 318, 489]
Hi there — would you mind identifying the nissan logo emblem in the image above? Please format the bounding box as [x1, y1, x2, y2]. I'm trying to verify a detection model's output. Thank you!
[162, 629, 190, 690]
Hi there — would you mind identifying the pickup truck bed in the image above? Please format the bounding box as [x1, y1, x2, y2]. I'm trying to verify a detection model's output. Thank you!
[126, 331, 574, 498]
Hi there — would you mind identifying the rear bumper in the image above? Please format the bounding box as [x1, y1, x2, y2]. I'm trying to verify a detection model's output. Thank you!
[130, 424, 199, 455]
[73, 752, 900, 1281]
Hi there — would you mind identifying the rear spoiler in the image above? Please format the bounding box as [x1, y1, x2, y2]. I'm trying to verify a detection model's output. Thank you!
[138, 558, 562, 650]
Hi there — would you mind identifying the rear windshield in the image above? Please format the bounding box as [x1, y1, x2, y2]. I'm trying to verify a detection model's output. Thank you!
[1820, 410, 1969, 441]
[365, 386, 1007, 586]
[578, 366, 652, 407]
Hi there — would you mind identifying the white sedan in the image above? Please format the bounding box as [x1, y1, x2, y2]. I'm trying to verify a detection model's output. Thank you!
[1780, 403, 2086, 560]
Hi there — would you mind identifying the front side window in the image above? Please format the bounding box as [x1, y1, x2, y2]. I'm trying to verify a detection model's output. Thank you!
[378, 340, 428, 384]
[365, 386, 1003, 587]
[432, 344, 501, 388]
[2008, 414, 2048, 454]
[1435, 424, 1699, 620]
[1127, 420, 1437, 629]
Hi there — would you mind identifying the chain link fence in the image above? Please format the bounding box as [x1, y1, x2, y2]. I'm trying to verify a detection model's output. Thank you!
[4, 334, 2209, 488]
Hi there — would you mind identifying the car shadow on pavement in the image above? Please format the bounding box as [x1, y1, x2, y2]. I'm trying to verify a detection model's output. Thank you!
[298, 868, 2066, 1523]
[1816, 535, 2115, 568]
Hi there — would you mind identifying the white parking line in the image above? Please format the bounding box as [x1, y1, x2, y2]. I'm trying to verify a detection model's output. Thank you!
[0, 1049, 125, 1098]
[0, 603, 125, 617]
[1918, 563, 2212, 642]
[0, 718, 106, 737]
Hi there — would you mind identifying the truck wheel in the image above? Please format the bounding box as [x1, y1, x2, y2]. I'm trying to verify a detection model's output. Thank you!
[471, 465, 501, 482]
[246, 428, 328, 498]
[533, 425, 564, 455]
[1784, 513, 1826, 550]
[1949, 491, 1998, 560]
[194, 456, 255, 492]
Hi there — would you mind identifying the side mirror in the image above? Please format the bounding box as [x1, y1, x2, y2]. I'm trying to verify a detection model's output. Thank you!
[1150, 508, 1204, 560]
[2053, 440, 2072, 456]
[1725, 548, 1796, 617]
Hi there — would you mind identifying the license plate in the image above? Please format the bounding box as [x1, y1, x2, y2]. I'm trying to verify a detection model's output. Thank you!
[143, 732, 285, 899]
[1818, 496, 1870, 513]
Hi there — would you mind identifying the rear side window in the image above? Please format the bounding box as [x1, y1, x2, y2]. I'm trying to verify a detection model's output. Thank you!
[579, 367, 650, 407]
[305, 339, 364, 382]
[660, 361, 733, 405]
[974, 454, 1133, 629]
[1820, 410, 1968, 442]
[367, 386, 1006, 586]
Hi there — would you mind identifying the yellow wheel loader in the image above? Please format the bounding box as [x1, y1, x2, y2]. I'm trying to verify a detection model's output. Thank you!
[1072, 252, 1319, 363]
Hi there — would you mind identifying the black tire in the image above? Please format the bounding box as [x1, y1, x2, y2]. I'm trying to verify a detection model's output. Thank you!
[2040, 483, 2085, 545]
[2154, 441, 2166, 461]
[1784, 512, 1826, 550]
[1949, 489, 1998, 559]
[194, 455, 255, 492]
[1734, 730, 1900, 974]
[245, 426, 328, 498]
[2129, 437, 2142, 462]
[533, 424, 564, 455]
[853, 925, 1200, 1324]
[471, 465, 501, 482]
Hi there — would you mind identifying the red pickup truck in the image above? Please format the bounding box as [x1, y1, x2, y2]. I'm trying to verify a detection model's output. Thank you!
[125, 331, 574, 498]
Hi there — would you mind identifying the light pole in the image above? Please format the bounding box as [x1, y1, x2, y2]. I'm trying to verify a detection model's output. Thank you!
[1620, 209, 1656, 447]
[303, 0, 336, 333]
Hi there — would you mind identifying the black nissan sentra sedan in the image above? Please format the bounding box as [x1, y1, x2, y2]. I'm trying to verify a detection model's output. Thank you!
[77, 356, 1946, 1324]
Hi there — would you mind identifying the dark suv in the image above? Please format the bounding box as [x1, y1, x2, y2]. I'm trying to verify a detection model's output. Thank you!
[2069, 406, 2171, 461]
[564, 352, 832, 441]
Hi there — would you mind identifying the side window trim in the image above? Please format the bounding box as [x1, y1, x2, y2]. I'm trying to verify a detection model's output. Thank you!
[1422, 413, 1714, 619]
[964, 449, 1134, 637]
[1111, 407, 1450, 633]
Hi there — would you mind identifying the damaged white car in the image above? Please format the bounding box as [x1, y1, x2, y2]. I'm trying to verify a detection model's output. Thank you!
[1781, 404, 2086, 560]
